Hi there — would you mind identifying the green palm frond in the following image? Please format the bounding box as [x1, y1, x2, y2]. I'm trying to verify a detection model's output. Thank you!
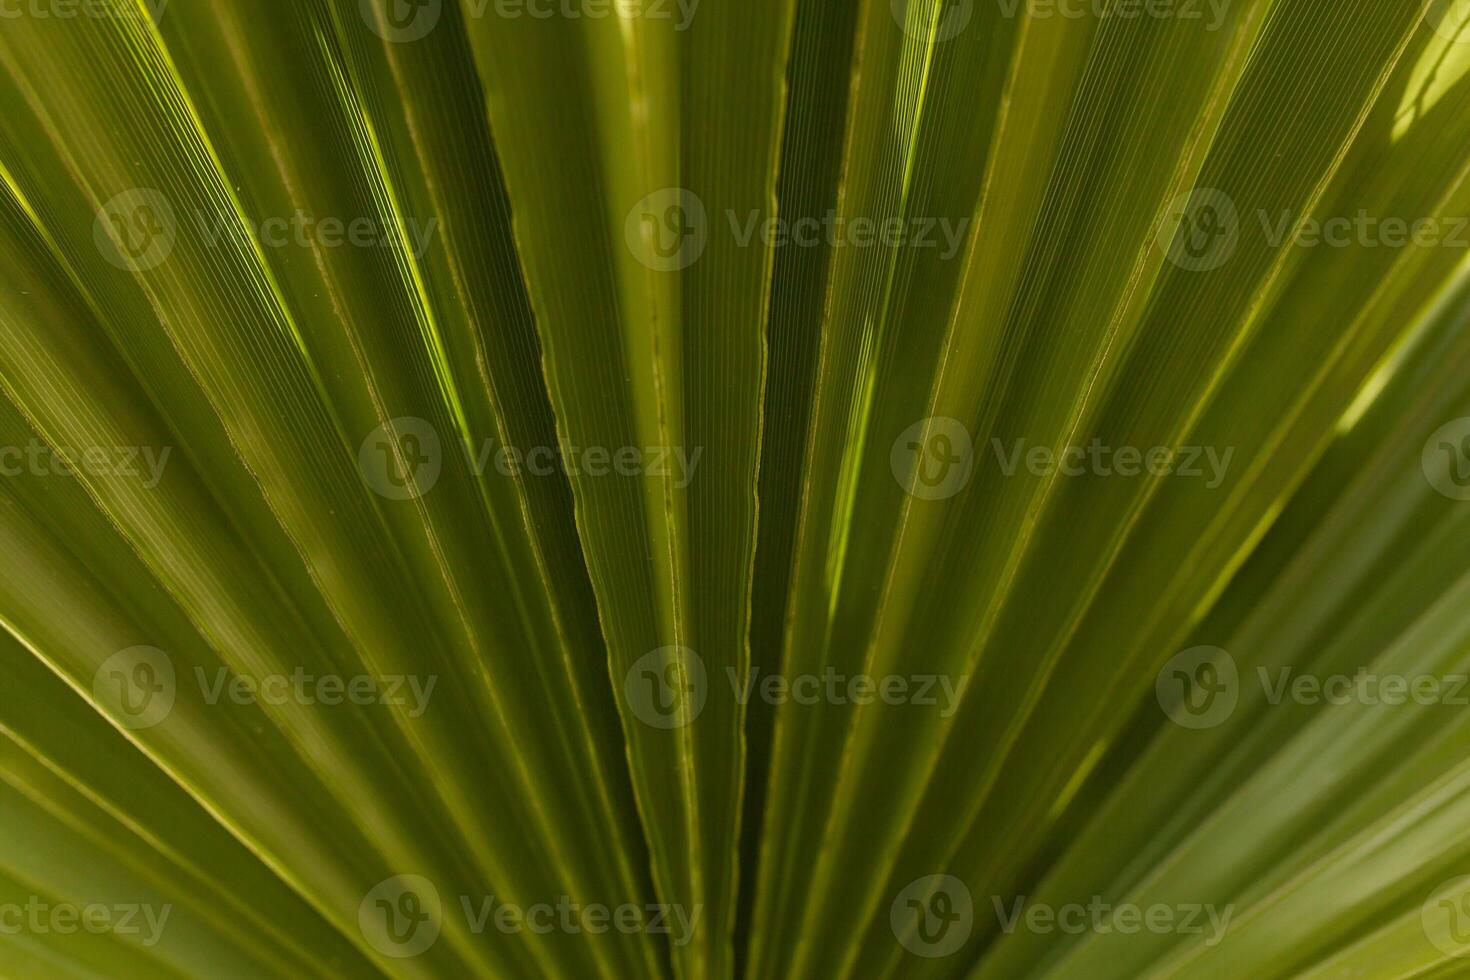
[3, 0, 1470, 978]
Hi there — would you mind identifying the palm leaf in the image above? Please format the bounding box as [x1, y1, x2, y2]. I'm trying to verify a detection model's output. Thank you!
[3, 1, 1470, 978]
